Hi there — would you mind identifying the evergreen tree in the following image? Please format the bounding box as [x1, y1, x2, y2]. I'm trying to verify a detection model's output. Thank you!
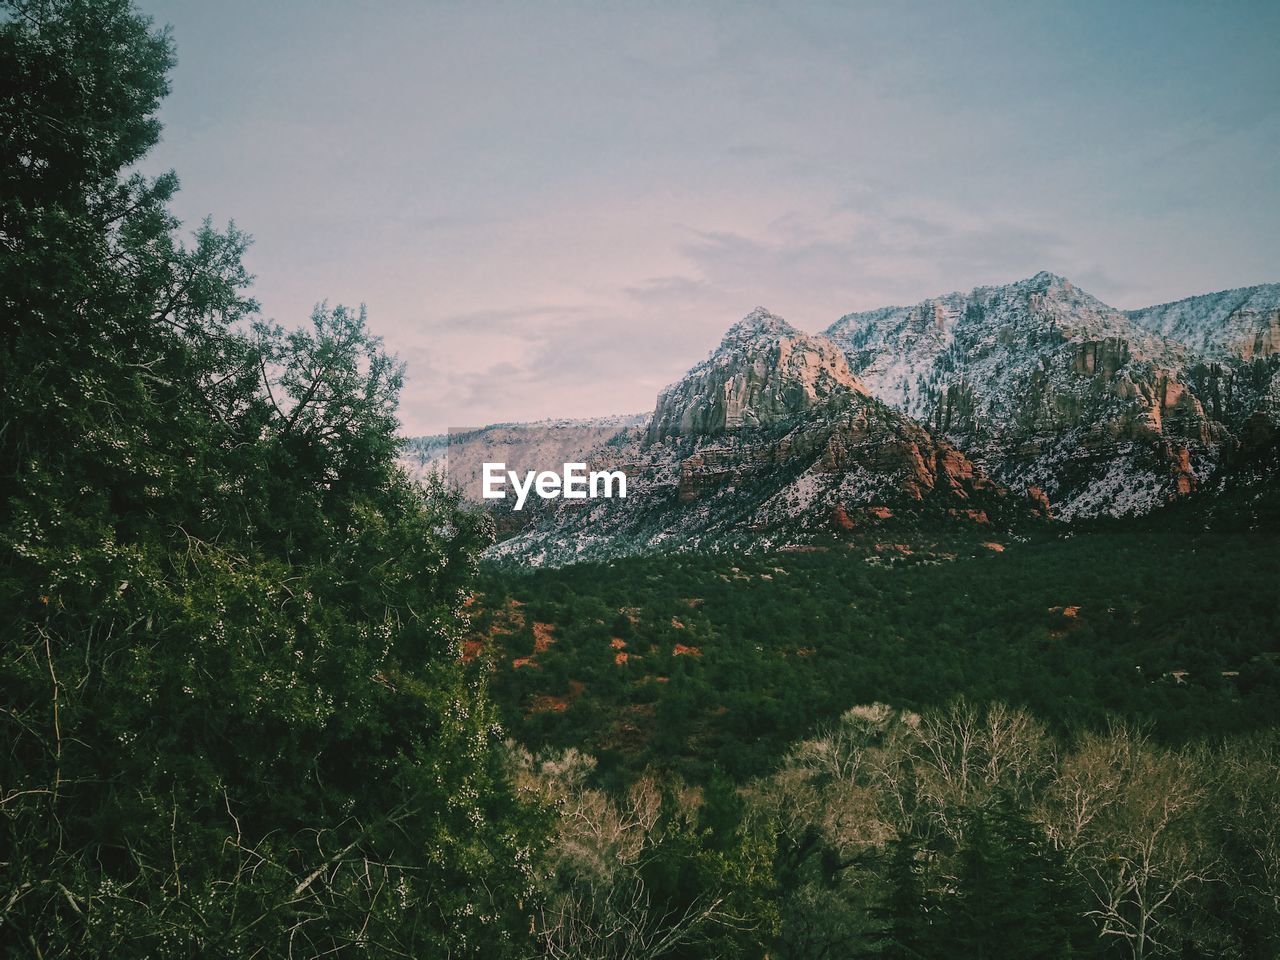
[0, 2, 539, 956]
[940, 800, 1088, 960]
[872, 833, 934, 960]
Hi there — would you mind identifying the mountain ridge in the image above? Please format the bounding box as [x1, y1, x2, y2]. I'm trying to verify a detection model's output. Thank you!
[403, 273, 1280, 565]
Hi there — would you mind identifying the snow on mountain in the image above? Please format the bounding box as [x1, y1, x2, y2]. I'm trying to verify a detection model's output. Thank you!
[400, 413, 648, 487]
[1126, 283, 1280, 360]
[401, 274, 1280, 566]
[486, 309, 1041, 566]
[648, 307, 865, 440]
[825, 272, 1219, 519]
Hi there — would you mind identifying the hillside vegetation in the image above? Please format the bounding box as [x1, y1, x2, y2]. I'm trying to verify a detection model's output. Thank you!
[476, 513, 1280, 786]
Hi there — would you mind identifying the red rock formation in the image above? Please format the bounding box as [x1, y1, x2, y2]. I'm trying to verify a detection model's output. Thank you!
[1170, 445, 1197, 496]
[1073, 337, 1130, 378]
[1026, 486, 1051, 516]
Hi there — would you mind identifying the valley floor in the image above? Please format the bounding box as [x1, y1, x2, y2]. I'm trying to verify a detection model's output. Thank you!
[471, 515, 1280, 784]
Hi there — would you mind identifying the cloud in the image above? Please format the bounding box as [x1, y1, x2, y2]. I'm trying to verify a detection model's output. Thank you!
[144, 0, 1280, 435]
[423, 304, 589, 336]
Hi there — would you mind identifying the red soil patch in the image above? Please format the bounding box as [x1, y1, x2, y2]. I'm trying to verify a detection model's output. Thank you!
[532, 621, 556, 653]
[512, 656, 538, 669]
[671, 617, 686, 629]
[528, 694, 570, 713]
[982, 542, 1005, 553]
[615, 651, 631, 665]
[682, 597, 705, 608]
[1048, 606, 1083, 639]
[867, 505, 893, 520]
[526, 680, 584, 716]
[795, 646, 816, 657]
[489, 598, 527, 638]
[460, 639, 486, 664]
[673, 643, 702, 657]
[831, 505, 855, 530]
[948, 507, 990, 524]
[610, 637, 627, 650]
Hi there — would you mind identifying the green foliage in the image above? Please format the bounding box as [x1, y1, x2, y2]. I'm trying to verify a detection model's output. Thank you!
[0, 2, 537, 956]
[938, 801, 1088, 959]
[479, 519, 1279, 783]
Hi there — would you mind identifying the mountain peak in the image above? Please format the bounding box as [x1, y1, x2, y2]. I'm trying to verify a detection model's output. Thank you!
[650, 309, 863, 440]
[1027, 270, 1069, 286]
[721, 307, 795, 344]
[1004, 270, 1075, 296]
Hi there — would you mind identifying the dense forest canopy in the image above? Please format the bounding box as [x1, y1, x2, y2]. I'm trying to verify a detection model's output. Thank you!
[477, 518, 1280, 786]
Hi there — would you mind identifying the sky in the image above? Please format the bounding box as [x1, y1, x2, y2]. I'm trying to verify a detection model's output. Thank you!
[136, 0, 1280, 435]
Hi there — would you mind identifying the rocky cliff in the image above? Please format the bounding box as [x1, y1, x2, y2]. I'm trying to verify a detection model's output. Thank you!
[648, 307, 864, 440]
[487, 309, 1041, 566]
[825, 272, 1226, 519]
[405, 274, 1280, 567]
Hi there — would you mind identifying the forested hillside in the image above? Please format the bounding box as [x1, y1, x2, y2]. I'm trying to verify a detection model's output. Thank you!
[470, 499, 1280, 958]
[474, 510, 1280, 785]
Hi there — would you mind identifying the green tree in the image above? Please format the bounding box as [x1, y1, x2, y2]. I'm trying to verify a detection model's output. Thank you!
[0, 1, 539, 956]
[939, 801, 1091, 960]
[872, 834, 934, 960]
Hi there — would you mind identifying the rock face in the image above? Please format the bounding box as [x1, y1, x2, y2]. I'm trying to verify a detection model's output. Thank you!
[1126, 283, 1280, 360]
[487, 308, 1039, 567]
[1126, 283, 1280, 436]
[648, 308, 863, 440]
[825, 272, 1226, 519]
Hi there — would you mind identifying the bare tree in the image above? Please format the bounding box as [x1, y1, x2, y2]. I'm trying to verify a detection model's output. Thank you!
[1042, 722, 1213, 959]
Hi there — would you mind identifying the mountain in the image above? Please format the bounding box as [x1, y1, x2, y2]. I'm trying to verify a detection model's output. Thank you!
[1126, 283, 1280, 436]
[1127, 283, 1280, 360]
[401, 413, 648, 486]
[824, 272, 1228, 519]
[403, 274, 1279, 566]
[647, 307, 863, 439]
[400, 414, 650, 537]
[487, 309, 1041, 566]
